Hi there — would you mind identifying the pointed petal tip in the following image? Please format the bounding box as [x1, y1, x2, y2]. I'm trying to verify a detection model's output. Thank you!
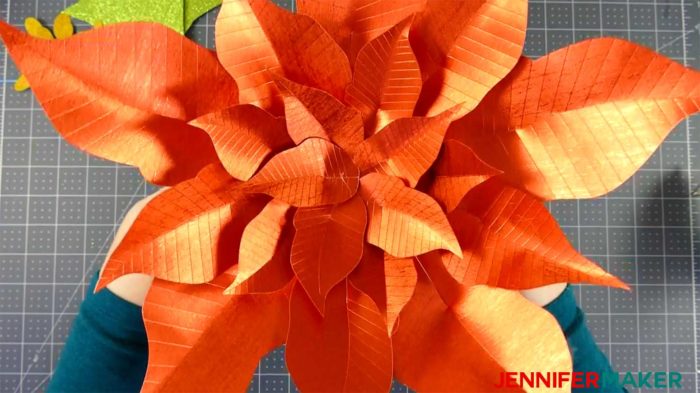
[0, 20, 23, 46]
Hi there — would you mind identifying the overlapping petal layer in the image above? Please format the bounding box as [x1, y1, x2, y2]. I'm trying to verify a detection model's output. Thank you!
[451, 38, 700, 199]
[0, 21, 238, 185]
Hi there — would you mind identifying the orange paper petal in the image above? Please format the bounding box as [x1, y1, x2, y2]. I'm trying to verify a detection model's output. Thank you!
[230, 224, 296, 295]
[141, 274, 289, 392]
[392, 270, 572, 392]
[291, 196, 366, 313]
[350, 109, 457, 187]
[0, 21, 238, 185]
[349, 245, 418, 334]
[286, 280, 393, 392]
[345, 16, 422, 133]
[189, 105, 292, 181]
[453, 38, 700, 199]
[429, 139, 502, 211]
[244, 138, 360, 207]
[296, 0, 425, 63]
[359, 173, 461, 258]
[277, 78, 364, 151]
[229, 199, 291, 291]
[410, 0, 527, 117]
[444, 179, 628, 290]
[97, 164, 265, 290]
[216, 0, 351, 111]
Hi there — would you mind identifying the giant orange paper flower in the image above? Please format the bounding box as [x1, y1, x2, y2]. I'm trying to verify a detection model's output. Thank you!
[1, 0, 699, 391]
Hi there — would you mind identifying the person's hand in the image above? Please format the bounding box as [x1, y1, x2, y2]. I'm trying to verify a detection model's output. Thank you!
[519, 283, 567, 306]
[100, 189, 166, 306]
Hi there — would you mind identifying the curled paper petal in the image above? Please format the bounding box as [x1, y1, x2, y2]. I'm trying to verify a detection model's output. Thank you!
[216, 0, 351, 111]
[349, 245, 418, 334]
[359, 173, 461, 258]
[286, 280, 393, 393]
[297, 0, 425, 63]
[445, 179, 628, 290]
[429, 139, 501, 211]
[0, 22, 238, 185]
[345, 16, 422, 133]
[411, 0, 527, 117]
[189, 105, 292, 181]
[277, 78, 364, 151]
[229, 224, 296, 295]
[245, 138, 360, 207]
[97, 164, 266, 290]
[291, 196, 366, 313]
[350, 109, 458, 187]
[229, 199, 291, 291]
[392, 270, 572, 392]
[453, 38, 700, 199]
[141, 274, 289, 392]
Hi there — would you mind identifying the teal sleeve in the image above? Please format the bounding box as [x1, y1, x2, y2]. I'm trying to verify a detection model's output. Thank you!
[46, 273, 148, 393]
[544, 285, 627, 393]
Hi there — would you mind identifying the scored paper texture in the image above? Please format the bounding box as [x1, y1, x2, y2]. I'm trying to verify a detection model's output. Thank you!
[0, 0, 698, 392]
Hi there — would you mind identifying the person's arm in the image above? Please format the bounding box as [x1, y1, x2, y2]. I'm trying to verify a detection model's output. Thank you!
[542, 285, 628, 393]
[47, 192, 162, 393]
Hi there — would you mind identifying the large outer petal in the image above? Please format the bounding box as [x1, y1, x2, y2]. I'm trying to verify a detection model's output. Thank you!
[291, 196, 366, 313]
[359, 173, 461, 258]
[350, 109, 457, 187]
[216, 0, 351, 112]
[452, 38, 700, 199]
[97, 164, 266, 290]
[0, 22, 238, 185]
[392, 269, 571, 392]
[277, 78, 364, 151]
[244, 138, 359, 207]
[410, 0, 527, 117]
[429, 139, 502, 212]
[141, 272, 289, 392]
[189, 105, 292, 181]
[296, 0, 425, 63]
[286, 280, 393, 393]
[444, 179, 628, 290]
[345, 17, 422, 133]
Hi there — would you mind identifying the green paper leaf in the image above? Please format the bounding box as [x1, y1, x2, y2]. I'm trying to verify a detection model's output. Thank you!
[184, 0, 221, 31]
[64, 0, 221, 34]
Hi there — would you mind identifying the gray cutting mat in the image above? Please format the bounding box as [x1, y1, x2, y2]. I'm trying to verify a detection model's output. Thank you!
[0, 0, 698, 392]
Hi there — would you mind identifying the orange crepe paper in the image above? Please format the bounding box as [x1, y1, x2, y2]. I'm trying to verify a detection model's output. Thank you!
[348, 245, 418, 334]
[360, 173, 461, 258]
[392, 268, 572, 392]
[451, 38, 700, 200]
[296, 0, 425, 64]
[277, 78, 364, 151]
[429, 139, 502, 212]
[441, 179, 629, 290]
[4, 0, 700, 390]
[243, 138, 360, 207]
[216, 0, 351, 113]
[142, 272, 290, 392]
[410, 0, 528, 117]
[228, 199, 291, 291]
[291, 196, 367, 313]
[286, 280, 393, 393]
[189, 105, 292, 181]
[345, 16, 422, 134]
[0, 21, 238, 186]
[350, 107, 459, 187]
[97, 164, 266, 291]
